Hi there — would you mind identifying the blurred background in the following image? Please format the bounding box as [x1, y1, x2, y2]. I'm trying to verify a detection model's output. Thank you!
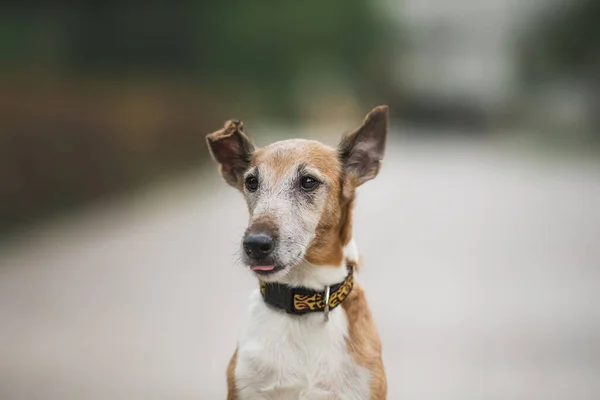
[0, 1, 599, 399]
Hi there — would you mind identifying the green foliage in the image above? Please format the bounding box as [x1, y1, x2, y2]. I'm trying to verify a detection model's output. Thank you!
[0, 3, 390, 235]
[11, 2, 386, 116]
[520, 0, 600, 82]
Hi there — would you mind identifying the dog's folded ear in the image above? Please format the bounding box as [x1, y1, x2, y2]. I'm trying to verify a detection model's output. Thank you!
[338, 105, 388, 189]
[206, 120, 255, 188]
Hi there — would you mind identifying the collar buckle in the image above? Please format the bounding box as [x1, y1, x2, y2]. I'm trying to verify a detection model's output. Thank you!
[323, 285, 331, 322]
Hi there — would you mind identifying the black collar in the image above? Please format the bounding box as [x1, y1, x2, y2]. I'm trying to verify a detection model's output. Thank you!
[259, 266, 354, 315]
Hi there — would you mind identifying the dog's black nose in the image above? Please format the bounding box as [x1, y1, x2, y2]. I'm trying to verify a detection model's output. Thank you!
[243, 233, 274, 258]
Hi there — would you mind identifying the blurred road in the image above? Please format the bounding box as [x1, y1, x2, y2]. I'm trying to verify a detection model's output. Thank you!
[1, 133, 600, 400]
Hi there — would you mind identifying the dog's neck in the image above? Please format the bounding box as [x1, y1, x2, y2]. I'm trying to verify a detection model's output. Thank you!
[264, 239, 358, 291]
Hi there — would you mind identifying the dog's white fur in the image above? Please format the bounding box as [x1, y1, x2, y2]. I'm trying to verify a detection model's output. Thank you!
[234, 240, 371, 400]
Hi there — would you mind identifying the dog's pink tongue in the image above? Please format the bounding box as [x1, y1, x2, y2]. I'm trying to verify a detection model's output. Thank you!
[251, 265, 275, 271]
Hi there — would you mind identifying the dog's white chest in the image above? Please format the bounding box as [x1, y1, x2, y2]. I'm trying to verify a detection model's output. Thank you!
[235, 290, 371, 400]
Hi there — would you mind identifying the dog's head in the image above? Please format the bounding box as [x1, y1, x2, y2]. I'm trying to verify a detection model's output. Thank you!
[206, 106, 388, 282]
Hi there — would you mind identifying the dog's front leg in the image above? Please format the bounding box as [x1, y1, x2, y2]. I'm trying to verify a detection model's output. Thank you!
[226, 348, 238, 400]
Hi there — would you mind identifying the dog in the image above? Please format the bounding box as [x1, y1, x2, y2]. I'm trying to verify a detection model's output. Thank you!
[206, 105, 388, 399]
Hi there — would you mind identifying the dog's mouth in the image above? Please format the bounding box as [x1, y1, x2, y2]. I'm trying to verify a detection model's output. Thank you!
[245, 251, 303, 278]
[250, 264, 284, 276]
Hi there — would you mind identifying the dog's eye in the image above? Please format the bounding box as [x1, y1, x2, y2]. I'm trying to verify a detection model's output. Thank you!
[300, 176, 319, 191]
[245, 176, 259, 192]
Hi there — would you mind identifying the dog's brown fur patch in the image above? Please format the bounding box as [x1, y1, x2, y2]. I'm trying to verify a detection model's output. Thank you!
[342, 284, 387, 399]
[226, 348, 238, 400]
[246, 216, 280, 239]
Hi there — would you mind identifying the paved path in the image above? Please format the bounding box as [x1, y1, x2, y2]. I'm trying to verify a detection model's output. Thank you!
[1, 134, 599, 399]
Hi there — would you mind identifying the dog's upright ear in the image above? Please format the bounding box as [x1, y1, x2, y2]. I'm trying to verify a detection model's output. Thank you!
[206, 120, 255, 188]
[338, 105, 388, 192]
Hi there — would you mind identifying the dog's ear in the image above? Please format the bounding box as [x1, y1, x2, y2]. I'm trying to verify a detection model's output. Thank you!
[206, 120, 255, 188]
[338, 105, 388, 189]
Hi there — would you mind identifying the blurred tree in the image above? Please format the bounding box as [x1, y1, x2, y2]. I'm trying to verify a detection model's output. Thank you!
[0, 2, 391, 236]
[518, 0, 600, 135]
[520, 0, 600, 83]
[59, 1, 387, 118]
